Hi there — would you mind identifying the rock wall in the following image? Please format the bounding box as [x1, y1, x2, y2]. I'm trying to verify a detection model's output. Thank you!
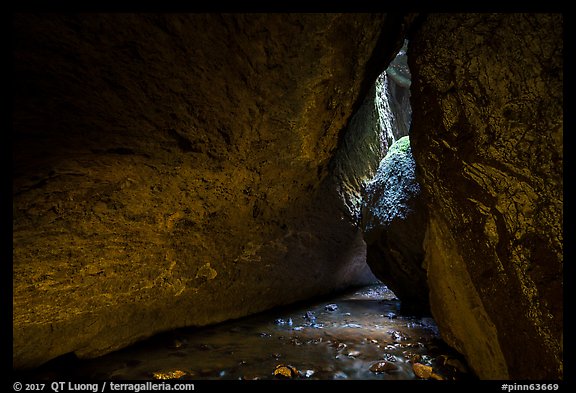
[331, 42, 412, 223]
[361, 136, 429, 314]
[408, 13, 563, 379]
[12, 13, 409, 368]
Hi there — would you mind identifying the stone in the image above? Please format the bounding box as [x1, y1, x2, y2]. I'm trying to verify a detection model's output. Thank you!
[273, 364, 299, 379]
[362, 136, 430, 313]
[12, 13, 411, 369]
[408, 13, 563, 379]
[331, 42, 414, 224]
[151, 370, 187, 380]
[369, 361, 399, 373]
[412, 363, 433, 379]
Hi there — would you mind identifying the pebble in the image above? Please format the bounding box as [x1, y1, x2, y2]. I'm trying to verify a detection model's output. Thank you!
[412, 363, 443, 380]
[382, 353, 398, 362]
[273, 364, 299, 379]
[299, 369, 315, 378]
[304, 311, 316, 323]
[325, 304, 338, 311]
[274, 318, 293, 326]
[369, 361, 399, 373]
[152, 370, 187, 380]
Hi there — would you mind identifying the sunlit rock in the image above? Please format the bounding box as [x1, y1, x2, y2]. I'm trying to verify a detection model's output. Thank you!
[361, 136, 429, 313]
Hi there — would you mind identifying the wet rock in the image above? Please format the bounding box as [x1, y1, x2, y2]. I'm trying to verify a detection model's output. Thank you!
[412, 363, 432, 379]
[325, 304, 338, 312]
[382, 353, 399, 362]
[273, 364, 299, 379]
[347, 350, 361, 357]
[386, 312, 397, 319]
[151, 370, 187, 380]
[304, 311, 316, 323]
[274, 318, 293, 326]
[361, 136, 430, 314]
[369, 361, 399, 373]
[412, 363, 443, 380]
[333, 371, 348, 379]
[408, 354, 421, 364]
[299, 369, 315, 378]
[387, 329, 409, 341]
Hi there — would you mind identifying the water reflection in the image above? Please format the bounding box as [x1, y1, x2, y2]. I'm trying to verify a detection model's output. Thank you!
[20, 284, 472, 380]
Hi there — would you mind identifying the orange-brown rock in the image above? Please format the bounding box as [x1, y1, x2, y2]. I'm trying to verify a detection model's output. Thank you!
[12, 13, 409, 369]
[408, 13, 563, 379]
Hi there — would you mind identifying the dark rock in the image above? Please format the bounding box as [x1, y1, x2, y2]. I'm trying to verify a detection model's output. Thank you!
[361, 136, 430, 314]
[324, 304, 338, 312]
[303, 311, 316, 323]
[12, 13, 410, 369]
[408, 13, 563, 379]
[369, 361, 399, 373]
[274, 318, 292, 326]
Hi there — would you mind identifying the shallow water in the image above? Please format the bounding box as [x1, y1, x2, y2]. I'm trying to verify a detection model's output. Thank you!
[17, 284, 473, 381]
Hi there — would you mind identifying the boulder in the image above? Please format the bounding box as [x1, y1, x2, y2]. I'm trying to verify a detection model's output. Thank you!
[361, 136, 429, 313]
[408, 13, 563, 379]
[12, 13, 409, 368]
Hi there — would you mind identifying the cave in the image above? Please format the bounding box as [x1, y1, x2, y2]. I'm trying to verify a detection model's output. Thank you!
[11, 13, 563, 381]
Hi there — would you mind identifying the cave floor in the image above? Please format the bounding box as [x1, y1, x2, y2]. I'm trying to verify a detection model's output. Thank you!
[18, 284, 472, 381]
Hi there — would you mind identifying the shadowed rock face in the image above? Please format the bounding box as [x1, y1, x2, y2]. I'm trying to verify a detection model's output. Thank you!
[408, 13, 563, 379]
[361, 136, 429, 314]
[12, 13, 409, 368]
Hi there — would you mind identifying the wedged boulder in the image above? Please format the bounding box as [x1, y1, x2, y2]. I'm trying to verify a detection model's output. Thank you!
[12, 13, 409, 368]
[408, 13, 563, 379]
[361, 136, 429, 313]
[331, 40, 413, 222]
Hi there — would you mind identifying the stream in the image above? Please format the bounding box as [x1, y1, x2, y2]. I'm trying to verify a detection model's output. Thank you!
[16, 284, 473, 381]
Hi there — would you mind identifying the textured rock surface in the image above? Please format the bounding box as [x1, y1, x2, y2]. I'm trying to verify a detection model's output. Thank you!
[12, 13, 409, 368]
[408, 13, 563, 379]
[361, 136, 429, 313]
[331, 43, 412, 222]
